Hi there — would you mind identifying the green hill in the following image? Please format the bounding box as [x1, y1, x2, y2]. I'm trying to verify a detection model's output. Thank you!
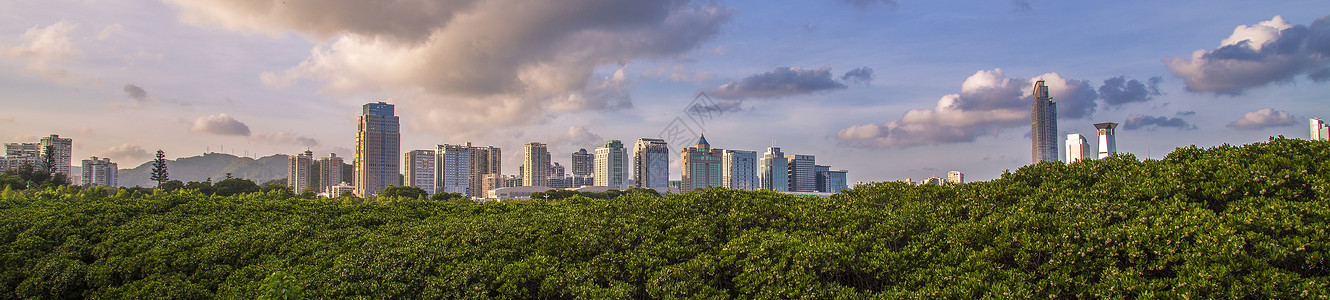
[116, 153, 289, 187]
[0, 138, 1326, 298]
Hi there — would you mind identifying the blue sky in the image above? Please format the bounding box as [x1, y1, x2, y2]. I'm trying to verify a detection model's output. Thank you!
[2, 0, 1328, 184]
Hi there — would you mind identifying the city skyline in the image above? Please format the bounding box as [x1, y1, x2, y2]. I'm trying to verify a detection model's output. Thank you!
[2, 1, 1329, 184]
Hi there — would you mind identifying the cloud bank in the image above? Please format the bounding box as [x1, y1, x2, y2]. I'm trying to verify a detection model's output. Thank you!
[98, 144, 151, 164]
[1098, 76, 1162, 106]
[1227, 108, 1298, 130]
[1164, 15, 1330, 95]
[189, 114, 251, 136]
[707, 66, 874, 100]
[1122, 114, 1196, 131]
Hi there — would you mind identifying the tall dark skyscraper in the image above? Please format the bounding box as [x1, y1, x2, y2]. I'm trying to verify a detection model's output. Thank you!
[1031, 80, 1058, 163]
[355, 102, 400, 197]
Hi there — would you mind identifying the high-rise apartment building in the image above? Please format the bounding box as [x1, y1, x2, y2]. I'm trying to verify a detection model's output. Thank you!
[786, 154, 816, 192]
[80, 156, 116, 187]
[759, 146, 789, 192]
[2, 143, 39, 171]
[39, 134, 72, 177]
[1313, 118, 1330, 141]
[681, 135, 723, 191]
[722, 149, 757, 190]
[288, 150, 314, 193]
[595, 140, 628, 189]
[633, 138, 669, 189]
[522, 142, 550, 187]
[1031, 80, 1058, 163]
[354, 102, 400, 197]
[547, 162, 568, 189]
[571, 149, 594, 187]
[404, 150, 436, 195]
[946, 170, 964, 184]
[318, 153, 344, 195]
[438, 144, 471, 195]
[1095, 122, 1118, 159]
[467, 143, 501, 198]
[1065, 133, 1090, 163]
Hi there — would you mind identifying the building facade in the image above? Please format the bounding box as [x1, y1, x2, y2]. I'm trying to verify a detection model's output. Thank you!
[438, 144, 471, 195]
[1095, 122, 1118, 159]
[288, 150, 314, 193]
[759, 146, 789, 192]
[722, 149, 758, 190]
[1031, 80, 1059, 163]
[404, 150, 436, 195]
[1065, 133, 1090, 163]
[681, 135, 723, 191]
[633, 138, 669, 189]
[2, 143, 39, 171]
[946, 170, 964, 184]
[1313, 118, 1330, 141]
[318, 153, 344, 195]
[570, 148, 593, 188]
[816, 167, 848, 193]
[467, 143, 502, 198]
[39, 134, 73, 177]
[786, 154, 816, 192]
[522, 142, 550, 187]
[354, 102, 400, 197]
[595, 140, 628, 189]
[80, 156, 117, 187]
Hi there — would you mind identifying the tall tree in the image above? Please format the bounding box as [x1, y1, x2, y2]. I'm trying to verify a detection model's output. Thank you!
[41, 145, 57, 175]
[150, 149, 169, 188]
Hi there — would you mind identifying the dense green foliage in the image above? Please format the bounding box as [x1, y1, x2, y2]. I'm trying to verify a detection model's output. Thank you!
[1, 138, 1327, 298]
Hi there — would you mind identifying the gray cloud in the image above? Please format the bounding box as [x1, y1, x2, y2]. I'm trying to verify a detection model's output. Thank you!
[168, 0, 733, 135]
[123, 84, 148, 102]
[98, 144, 151, 164]
[1164, 15, 1330, 95]
[839, 0, 898, 9]
[188, 114, 251, 136]
[707, 66, 850, 100]
[1098, 76, 1162, 106]
[841, 67, 874, 85]
[1122, 114, 1196, 131]
[250, 132, 319, 147]
[1227, 108, 1298, 130]
[837, 69, 1098, 148]
[1011, 0, 1032, 13]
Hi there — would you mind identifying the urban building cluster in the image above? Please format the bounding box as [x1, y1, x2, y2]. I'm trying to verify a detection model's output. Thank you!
[1313, 118, 1330, 141]
[1030, 79, 1123, 164]
[2, 134, 117, 187]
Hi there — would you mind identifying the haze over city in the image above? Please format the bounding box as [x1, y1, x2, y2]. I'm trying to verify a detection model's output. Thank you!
[2, 0, 1329, 183]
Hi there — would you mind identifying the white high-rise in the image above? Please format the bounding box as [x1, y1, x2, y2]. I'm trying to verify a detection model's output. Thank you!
[404, 150, 436, 195]
[722, 149, 757, 190]
[1095, 122, 1119, 159]
[288, 150, 314, 193]
[1065, 133, 1090, 163]
[759, 147, 788, 192]
[2, 143, 39, 171]
[946, 171, 964, 184]
[438, 144, 471, 195]
[1312, 118, 1330, 141]
[81, 156, 116, 187]
[595, 140, 628, 189]
[632, 138, 669, 189]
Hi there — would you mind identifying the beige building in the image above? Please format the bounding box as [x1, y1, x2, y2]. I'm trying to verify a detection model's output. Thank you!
[681, 135, 723, 191]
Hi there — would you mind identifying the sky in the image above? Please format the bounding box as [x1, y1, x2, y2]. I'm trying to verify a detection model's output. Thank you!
[2, 0, 1329, 184]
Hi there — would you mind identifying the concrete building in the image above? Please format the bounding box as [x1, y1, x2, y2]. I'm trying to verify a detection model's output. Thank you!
[489, 186, 553, 200]
[786, 154, 816, 192]
[921, 176, 943, 186]
[404, 150, 436, 195]
[1095, 122, 1119, 159]
[548, 162, 568, 189]
[1065, 133, 1090, 163]
[759, 146, 789, 192]
[816, 166, 848, 193]
[633, 138, 670, 189]
[438, 144, 471, 195]
[595, 140, 628, 189]
[329, 183, 355, 198]
[722, 149, 758, 190]
[681, 135, 723, 191]
[354, 102, 400, 197]
[39, 134, 73, 177]
[522, 142, 550, 187]
[466, 143, 502, 198]
[288, 150, 314, 193]
[946, 170, 964, 184]
[318, 153, 344, 195]
[1313, 118, 1330, 141]
[2, 143, 40, 171]
[1031, 80, 1059, 163]
[80, 156, 116, 187]
[570, 148, 594, 188]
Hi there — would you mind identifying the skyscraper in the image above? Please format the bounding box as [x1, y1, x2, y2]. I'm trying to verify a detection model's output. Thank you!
[681, 135, 723, 191]
[522, 142, 550, 187]
[288, 150, 314, 193]
[633, 138, 670, 189]
[438, 144, 471, 195]
[1065, 133, 1090, 163]
[1031, 80, 1058, 163]
[595, 140, 628, 189]
[722, 149, 757, 190]
[570, 149, 594, 188]
[404, 150, 436, 195]
[318, 153, 344, 195]
[759, 146, 788, 192]
[39, 134, 72, 177]
[1312, 118, 1330, 141]
[466, 143, 502, 198]
[354, 102, 400, 197]
[786, 154, 816, 192]
[1095, 122, 1119, 159]
[80, 156, 116, 187]
[816, 166, 848, 193]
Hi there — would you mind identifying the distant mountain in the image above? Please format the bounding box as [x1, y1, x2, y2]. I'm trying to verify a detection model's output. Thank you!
[118, 153, 289, 187]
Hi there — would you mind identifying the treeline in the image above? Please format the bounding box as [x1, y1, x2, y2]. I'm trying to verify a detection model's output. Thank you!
[0, 137, 1326, 298]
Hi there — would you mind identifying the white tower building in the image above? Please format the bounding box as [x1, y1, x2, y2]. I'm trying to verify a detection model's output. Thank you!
[1065, 133, 1090, 163]
[1095, 122, 1118, 159]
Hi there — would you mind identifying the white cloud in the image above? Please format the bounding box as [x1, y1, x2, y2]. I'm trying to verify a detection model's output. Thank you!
[188, 114, 251, 136]
[250, 132, 319, 147]
[2, 21, 101, 87]
[1164, 15, 1330, 95]
[98, 144, 151, 163]
[1227, 108, 1298, 130]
